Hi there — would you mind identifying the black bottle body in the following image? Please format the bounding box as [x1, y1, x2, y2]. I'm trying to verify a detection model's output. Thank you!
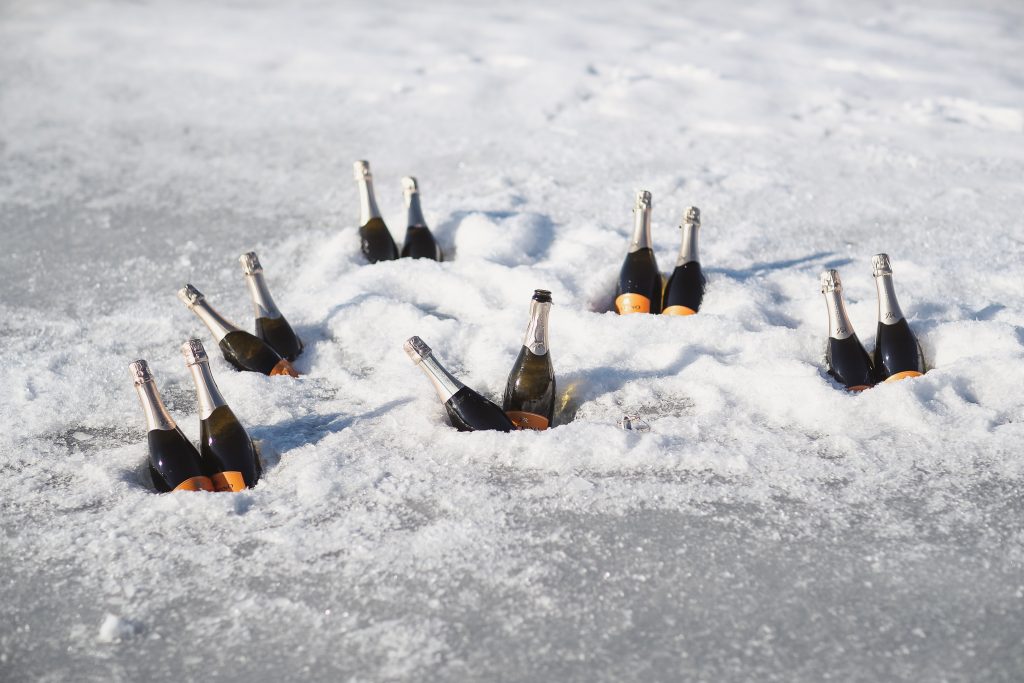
[199, 405, 261, 491]
[147, 427, 213, 492]
[360, 217, 399, 263]
[219, 330, 293, 376]
[615, 248, 662, 314]
[873, 319, 925, 382]
[826, 335, 874, 391]
[255, 316, 303, 361]
[662, 262, 705, 315]
[444, 387, 515, 432]
[402, 226, 442, 261]
[503, 347, 555, 429]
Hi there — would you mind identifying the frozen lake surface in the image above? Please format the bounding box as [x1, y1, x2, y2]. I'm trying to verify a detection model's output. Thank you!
[1, 1, 1023, 680]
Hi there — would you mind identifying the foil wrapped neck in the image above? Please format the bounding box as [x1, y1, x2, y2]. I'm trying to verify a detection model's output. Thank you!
[129, 359, 153, 385]
[353, 160, 372, 181]
[820, 269, 842, 294]
[634, 190, 652, 211]
[872, 253, 893, 277]
[683, 206, 701, 227]
[404, 336, 432, 363]
[177, 284, 204, 308]
[181, 338, 209, 366]
[401, 176, 419, 195]
[239, 252, 263, 275]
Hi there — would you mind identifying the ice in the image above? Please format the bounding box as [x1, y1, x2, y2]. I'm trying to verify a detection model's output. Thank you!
[2, 0, 1024, 681]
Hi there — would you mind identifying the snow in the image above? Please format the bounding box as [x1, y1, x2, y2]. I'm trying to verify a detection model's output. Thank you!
[2, 0, 1024, 680]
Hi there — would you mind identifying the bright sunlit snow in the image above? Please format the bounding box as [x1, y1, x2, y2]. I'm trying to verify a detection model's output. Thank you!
[2, 1, 1023, 681]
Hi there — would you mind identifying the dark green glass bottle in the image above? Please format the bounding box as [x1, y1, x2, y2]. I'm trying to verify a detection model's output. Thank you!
[178, 284, 298, 377]
[354, 160, 398, 263]
[503, 290, 555, 429]
[662, 206, 706, 315]
[615, 190, 662, 314]
[400, 176, 442, 261]
[871, 254, 925, 382]
[240, 252, 303, 361]
[820, 270, 874, 391]
[181, 339, 261, 491]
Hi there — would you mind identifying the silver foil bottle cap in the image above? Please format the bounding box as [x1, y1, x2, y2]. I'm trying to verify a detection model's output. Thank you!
[177, 284, 205, 308]
[618, 414, 650, 432]
[872, 253, 892, 277]
[682, 206, 701, 227]
[129, 359, 153, 386]
[634, 190, 652, 211]
[353, 160, 372, 181]
[820, 269, 842, 294]
[401, 176, 419, 195]
[181, 338, 209, 366]
[239, 252, 263, 275]
[404, 336, 432, 363]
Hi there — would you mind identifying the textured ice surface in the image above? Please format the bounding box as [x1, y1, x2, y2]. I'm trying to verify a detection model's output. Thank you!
[2, 1, 1024, 681]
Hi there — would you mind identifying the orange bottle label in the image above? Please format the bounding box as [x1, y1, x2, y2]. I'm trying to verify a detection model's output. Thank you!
[173, 476, 214, 492]
[211, 471, 247, 492]
[847, 385, 872, 392]
[615, 293, 651, 315]
[662, 305, 697, 316]
[884, 370, 923, 383]
[506, 411, 550, 430]
[270, 359, 300, 377]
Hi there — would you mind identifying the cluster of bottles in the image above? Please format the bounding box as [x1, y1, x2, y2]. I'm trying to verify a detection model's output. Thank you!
[615, 191, 705, 316]
[406, 289, 556, 432]
[355, 161, 443, 263]
[130, 340, 261, 492]
[821, 254, 926, 390]
[178, 253, 303, 377]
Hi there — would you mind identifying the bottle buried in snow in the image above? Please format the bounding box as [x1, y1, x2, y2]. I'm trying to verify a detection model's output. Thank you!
[354, 160, 398, 264]
[871, 254, 925, 382]
[503, 289, 555, 430]
[404, 336, 514, 432]
[239, 252, 304, 361]
[178, 284, 298, 377]
[615, 190, 662, 314]
[820, 270, 874, 391]
[181, 339, 261, 491]
[662, 206, 706, 316]
[129, 360, 214, 492]
[400, 176, 443, 261]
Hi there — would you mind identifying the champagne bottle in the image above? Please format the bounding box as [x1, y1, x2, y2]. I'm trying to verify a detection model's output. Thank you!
[662, 206, 705, 315]
[503, 289, 555, 429]
[871, 254, 925, 382]
[820, 270, 874, 391]
[181, 339, 261, 491]
[354, 160, 398, 263]
[404, 336, 514, 432]
[178, 284, 298, 377]
[400, 176, 443, 261]
[129, 360, 213, 492]
[615, 190, 662, 314]
[239, 252, 303, 361]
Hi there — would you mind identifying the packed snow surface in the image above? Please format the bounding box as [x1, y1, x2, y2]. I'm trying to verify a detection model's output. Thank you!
[2, 1, 1024, 681]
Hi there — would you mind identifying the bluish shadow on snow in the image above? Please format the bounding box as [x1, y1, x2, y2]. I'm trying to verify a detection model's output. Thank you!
[705, 251, 843, 281]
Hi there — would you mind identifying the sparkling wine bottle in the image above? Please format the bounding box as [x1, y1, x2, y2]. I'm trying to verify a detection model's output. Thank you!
[129, 360, 213, 492]
[404, 336, 514, 432]
[239, 252, 303, 361]
[178, 284, 298, 377]
[615, 190, 662, 314]
[354, 160, 398, 263]
[400, 176, 442, 261]
[871, 254, 925, 382]
[820, 270, 874, 391]
[662, 206, 705, 315]
[502, 289, 555, 429]
[181, 339, 261, 491]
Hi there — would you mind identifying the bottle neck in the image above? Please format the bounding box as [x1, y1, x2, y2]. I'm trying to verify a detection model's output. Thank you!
[522, 301, 551, 355]
[874, 274, 905, 325]
[188, 299, 240, 343]
[629, 205, 653, 253]
[134, 380, 176, 431]
[415, 354, 465, 403]
[243, 271, 281, 319]
[676, 222, 700, 266]
[357, 177, 382, 225]
[405, 191, 427, 228]
[187, 361, 228, 420]
[823, 290, 855, 340]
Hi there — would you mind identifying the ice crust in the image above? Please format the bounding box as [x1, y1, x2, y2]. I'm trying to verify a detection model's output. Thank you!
[1, 1, 1024, 681]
